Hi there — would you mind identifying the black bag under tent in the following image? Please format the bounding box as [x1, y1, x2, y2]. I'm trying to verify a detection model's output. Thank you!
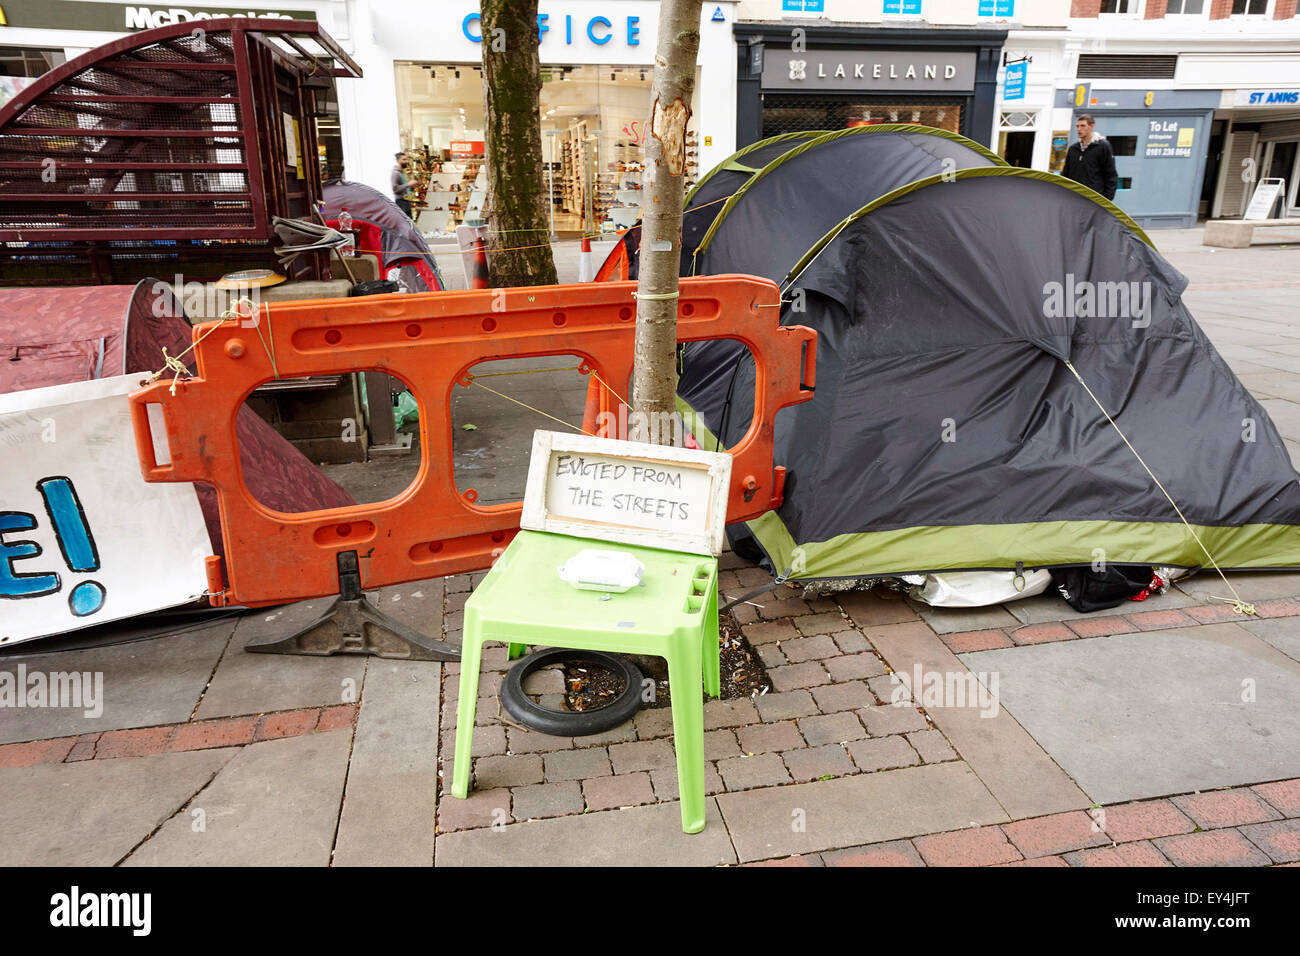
[599, 132, 1300, 593]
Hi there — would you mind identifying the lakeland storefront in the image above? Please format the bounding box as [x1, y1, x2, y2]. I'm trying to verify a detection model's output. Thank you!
[732, 24, 1006, 149]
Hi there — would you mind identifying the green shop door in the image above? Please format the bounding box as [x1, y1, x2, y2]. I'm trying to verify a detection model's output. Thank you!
[1098, 112, 1208, 228]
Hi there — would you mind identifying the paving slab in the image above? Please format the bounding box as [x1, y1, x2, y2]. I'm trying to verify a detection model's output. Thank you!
[1241, 616, 1300, 665]
[333, 659, 439, 867]
[1235, 372, 1300, 404]
[434, 798, 736, 866]
[1259, 398, 1300, 443]
[0, 621, 234, 744]
[1003, 587, 1195, 626]
[961, 623, 1300, 805]
[907, 602, 1020, 635]
[716, 761, 1007, 863]
[123, 730, 353, 866]
[372, 578, 447, 635]
[196, 602, 368, 719]
[867, 621, 1090, 819]
[1175, 571, 1300, 604]
[0, 749, 234, 866]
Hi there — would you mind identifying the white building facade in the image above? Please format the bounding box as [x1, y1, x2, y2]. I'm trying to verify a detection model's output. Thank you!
[4, 0, 1298, 228]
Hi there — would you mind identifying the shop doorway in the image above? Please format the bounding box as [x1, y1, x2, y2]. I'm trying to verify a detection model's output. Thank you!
[998, 130, 1034, 168]
[1264, 139, 1299, 216]
[1198, 120, 1225, 219]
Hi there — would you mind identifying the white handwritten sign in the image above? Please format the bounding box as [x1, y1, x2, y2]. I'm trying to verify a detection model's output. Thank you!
[521, 431, 732, 556]
[0, 374, 212, 646]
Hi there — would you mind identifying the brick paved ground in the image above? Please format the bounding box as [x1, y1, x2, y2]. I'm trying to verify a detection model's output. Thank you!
[5, 549, 1299, 865]
[428, 562, 1300, 864]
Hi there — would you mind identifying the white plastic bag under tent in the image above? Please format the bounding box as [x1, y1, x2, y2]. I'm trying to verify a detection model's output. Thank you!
[906, 569, 1052, 608]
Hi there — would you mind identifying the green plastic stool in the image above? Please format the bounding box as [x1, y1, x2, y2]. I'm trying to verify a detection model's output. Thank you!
[452, 529, 721, 833]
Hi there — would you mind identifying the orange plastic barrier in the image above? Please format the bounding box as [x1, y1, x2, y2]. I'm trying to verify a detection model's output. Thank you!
[129, 276, 815, 608]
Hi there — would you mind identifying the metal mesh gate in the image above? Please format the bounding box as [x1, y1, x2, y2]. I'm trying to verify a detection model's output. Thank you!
[0, 17, 360, 284]
[761, 93, 969, 139]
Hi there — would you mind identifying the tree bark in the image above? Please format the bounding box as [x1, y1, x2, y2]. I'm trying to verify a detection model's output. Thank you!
[632, 0, 701, 445]
[480, 0, 558, 287]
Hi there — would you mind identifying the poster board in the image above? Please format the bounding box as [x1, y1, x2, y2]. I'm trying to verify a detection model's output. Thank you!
[521, 431, 732, 557]
[1244, 178, 1286, 221]
[0, 374, 212, 646]
[282, 112, 299, 172]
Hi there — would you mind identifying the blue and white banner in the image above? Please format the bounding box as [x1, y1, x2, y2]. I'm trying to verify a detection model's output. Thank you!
[1003, 61, 1027, 101]
[0, 374, 211, 645]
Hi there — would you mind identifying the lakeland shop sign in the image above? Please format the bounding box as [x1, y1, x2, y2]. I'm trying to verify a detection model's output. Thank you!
[763, 50, 977, 91]
[0, 0, 310, 31]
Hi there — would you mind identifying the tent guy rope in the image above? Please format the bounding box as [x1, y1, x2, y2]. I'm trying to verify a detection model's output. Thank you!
[1064, 360, 1256, 616]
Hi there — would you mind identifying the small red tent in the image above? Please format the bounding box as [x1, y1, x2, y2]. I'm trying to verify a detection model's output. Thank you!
[0, 281, 356, 578]
[321, 179, 445, 293]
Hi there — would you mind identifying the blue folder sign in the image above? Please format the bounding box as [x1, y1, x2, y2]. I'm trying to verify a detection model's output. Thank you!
[979, 0, 1016, 15]
[1004, 61, 1027, 101]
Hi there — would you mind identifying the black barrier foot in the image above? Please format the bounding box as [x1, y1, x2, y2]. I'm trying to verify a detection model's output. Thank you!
[244, 551, 460, 662]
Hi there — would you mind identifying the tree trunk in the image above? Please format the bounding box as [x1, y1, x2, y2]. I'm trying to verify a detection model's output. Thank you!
[480, 0, 558, 287]
[632, 0, 701, 445]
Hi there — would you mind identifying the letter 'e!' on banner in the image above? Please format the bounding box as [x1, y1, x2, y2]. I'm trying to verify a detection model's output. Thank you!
[0, 374, 212, 646]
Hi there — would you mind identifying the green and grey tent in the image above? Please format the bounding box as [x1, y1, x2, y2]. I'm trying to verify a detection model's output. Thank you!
[595, 124, 1002, 282]
[602, 131, 1300, 582]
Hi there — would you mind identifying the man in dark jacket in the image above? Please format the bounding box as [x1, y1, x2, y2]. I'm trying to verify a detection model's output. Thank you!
[1063, 113, 1118, 201]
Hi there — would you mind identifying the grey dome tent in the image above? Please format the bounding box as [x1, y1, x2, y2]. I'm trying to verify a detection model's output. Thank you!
[597, 124, 1004, 283]
[596, 129, 831, 281]
[606, 140, 1300, 581]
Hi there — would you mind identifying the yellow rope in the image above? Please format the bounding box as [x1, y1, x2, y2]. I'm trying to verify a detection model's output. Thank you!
[587, 368, 631, 410]
[145, 297, 254, 394]
[465, 376, 594, 436]
[470, 365, 582, 379]
[1064, 360, 1256, 616]
[252, 302, 280, 380]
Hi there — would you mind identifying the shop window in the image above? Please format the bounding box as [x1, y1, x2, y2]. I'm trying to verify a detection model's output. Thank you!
[1109, 135, 1139, 157]
[394, 62, 655, 238]
[0, 46, 65, 109]
[1117, 176, 1134, 191]
[763, 94, 964, 138]
[1231, 0, 1268, 14]
[0, 46, 65, 78]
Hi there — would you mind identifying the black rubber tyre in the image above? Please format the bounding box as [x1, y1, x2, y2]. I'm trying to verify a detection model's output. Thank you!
[500, 648, 643, 737]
